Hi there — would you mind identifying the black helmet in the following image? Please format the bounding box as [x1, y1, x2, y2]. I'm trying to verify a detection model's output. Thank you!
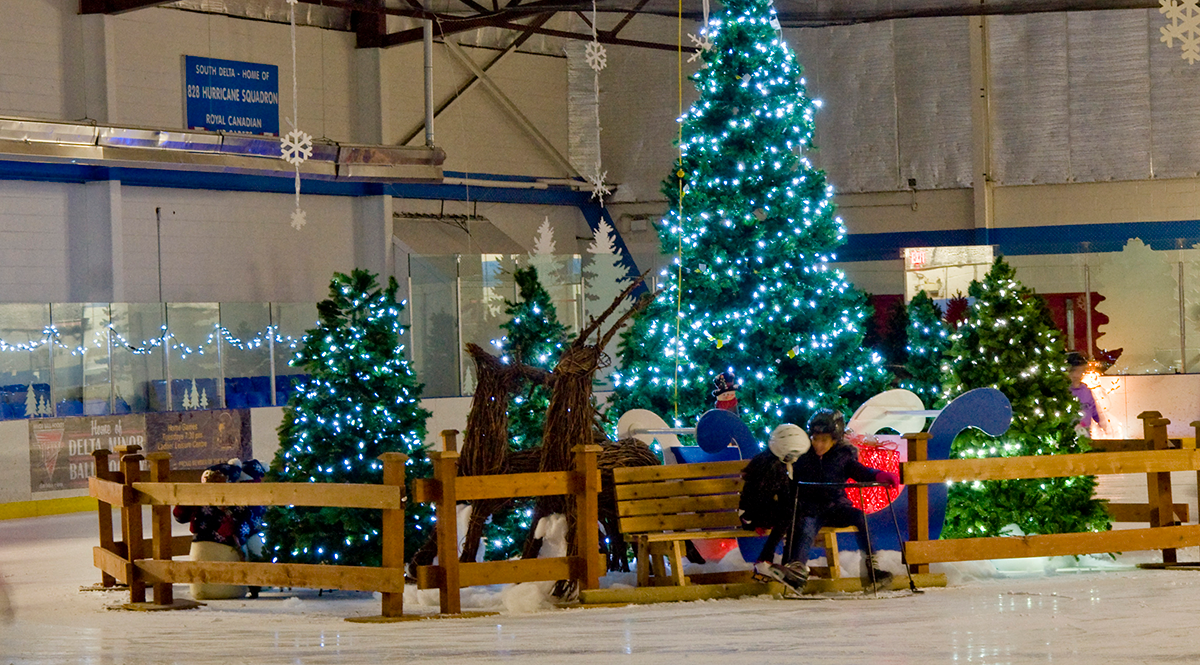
[806, 408, 845, 441]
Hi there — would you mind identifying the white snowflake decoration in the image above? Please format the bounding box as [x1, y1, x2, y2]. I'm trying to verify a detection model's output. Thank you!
[290, 207, 307, 230]
[585, 41, 608, 72]
[687, 32, 713, 63]
[280, 129, 313, 166]
[1161, 0, 1200, 64]
[588, 170, 611, 201]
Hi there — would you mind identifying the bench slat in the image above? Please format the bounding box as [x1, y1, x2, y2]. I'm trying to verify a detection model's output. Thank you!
[638, 525, 856, 543]
[617, 493, 741, 517]
[641, 528, 759, 542]
[614, 476, 743, 501]
[619, 509, 744, 534]
[613, 460, 747, 484]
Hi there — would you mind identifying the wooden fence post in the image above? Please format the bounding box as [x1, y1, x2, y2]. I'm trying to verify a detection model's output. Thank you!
[120, 452, 146, 604]
[903, 432, 930, 575]
[1140, 413, 1176, 563]
[92, 448, 118, 588]
[573, 444, 602, 590]
[379, 452, 408, 618]
[1191, 420, 1200, 525]
[434, 430, 461, 614]
[145, 452, 173, 606]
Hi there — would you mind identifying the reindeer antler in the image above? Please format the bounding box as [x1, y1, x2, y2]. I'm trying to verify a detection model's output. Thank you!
[577, 268, 656, 346]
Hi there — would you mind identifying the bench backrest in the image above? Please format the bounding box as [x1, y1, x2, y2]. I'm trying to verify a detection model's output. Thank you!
[612, 460, 749, 535]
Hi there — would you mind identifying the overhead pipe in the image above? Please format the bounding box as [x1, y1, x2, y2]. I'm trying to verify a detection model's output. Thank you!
[424, 20, 435, 147]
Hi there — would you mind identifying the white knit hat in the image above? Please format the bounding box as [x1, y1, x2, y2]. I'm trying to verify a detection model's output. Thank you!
[768, 423, 810, 464]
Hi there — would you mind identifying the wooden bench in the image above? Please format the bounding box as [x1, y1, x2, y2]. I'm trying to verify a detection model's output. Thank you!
[613, 459, 854, 587]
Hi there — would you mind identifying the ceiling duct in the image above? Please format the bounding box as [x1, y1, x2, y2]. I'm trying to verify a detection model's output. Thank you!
[0, 115, 444, 183]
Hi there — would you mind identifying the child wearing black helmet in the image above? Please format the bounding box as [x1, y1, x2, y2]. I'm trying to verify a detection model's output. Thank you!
[782, 408, 900, 593]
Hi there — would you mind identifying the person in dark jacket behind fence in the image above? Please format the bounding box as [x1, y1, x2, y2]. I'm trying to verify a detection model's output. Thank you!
[172, 462, 252, 600]
[739, 423, 810, 588]
[784, 408, 900, 592]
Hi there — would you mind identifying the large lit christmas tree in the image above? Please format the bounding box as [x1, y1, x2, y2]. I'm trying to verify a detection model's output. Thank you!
[263, 269, 432, 567]
[901, 290, 951, 409]
[610, 0, 888, 436]
[942, 257, 1110, 538]
[482, 266, 570, 560]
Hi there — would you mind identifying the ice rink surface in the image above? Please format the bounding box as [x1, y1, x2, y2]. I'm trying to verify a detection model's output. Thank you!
[3, 471, 1199, 664]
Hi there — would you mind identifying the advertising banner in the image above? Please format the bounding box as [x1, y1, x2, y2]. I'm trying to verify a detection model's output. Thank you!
[144, 410, 252, 471]
[29, 415, 147, 492]
[29, 409, 253, 492]
[183, 55, 279, 136]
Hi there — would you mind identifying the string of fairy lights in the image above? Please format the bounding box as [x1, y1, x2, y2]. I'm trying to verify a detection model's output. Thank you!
[0, 324, 306, 362]
[263, 274, 432, 566]
[613, 0, 887, 438]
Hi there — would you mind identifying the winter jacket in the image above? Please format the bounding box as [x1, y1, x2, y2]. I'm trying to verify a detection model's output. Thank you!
[173, 504, 253, 548]
[792, 441, 881, 516]
[738, 450, 795, 530]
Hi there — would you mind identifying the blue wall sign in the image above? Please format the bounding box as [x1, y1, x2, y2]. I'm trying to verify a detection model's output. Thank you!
[184, 56, 279, 136]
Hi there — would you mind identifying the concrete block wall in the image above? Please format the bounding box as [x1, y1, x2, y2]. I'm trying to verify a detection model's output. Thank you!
[0, 181, 71, 302]
[120, 187, 356, 303]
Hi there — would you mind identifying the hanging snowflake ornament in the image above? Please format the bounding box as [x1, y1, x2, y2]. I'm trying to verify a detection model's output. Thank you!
[281, 128, 313, 166]
[585, 41, 608, 72]
[290, 207, 307, 230]
[1161, 0, 1200, 64]
[588, 170, 611, 201]
[687, 32, 714, 63]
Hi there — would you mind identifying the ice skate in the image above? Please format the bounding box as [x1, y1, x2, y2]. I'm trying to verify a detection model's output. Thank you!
[754, 560, 809, 595]
[862, 555, 894, 593]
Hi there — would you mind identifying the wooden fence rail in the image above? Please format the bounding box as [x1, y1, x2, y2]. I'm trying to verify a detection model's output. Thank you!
[90, 430, 605, 618]
[901, 411, 1200, 571]
[409, 430, 604, 615]
[89, 445, 409, 617]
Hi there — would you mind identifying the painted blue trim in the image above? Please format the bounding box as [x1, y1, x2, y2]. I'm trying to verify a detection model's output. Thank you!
[841, 220, 1200, 262]
[443, 170, 587, 185]
[839, 229, 976, 262]
[15, 156, 1199, 265]
[0, 158, 595, 206]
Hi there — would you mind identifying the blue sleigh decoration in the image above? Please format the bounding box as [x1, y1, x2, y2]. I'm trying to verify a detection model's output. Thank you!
[733, 387, 1012, 560]
[848, 387, 1013, 554]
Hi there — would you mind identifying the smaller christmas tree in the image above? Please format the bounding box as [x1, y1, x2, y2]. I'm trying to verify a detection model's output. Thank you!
[901, 290, 951, 409]
[482, 266, 571, 560]
[263, 269, 432, 567]
[942, 257, 1110, 538]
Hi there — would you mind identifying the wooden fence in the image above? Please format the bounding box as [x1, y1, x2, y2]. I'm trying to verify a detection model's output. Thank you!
[902, 411, 1200, 572]
[90, 446, 410, 616]
[410, 431, 604, 615]
[90, 431, 603, 618]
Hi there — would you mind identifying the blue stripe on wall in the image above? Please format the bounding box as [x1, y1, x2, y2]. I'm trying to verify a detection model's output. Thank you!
[840, 221, 1200, 263]
[6, 158, 1200, 264]
[0, 159, 596, 205]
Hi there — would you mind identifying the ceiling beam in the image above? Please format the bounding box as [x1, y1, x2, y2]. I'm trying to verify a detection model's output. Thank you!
[399, 14, 554, 146]
[444, 40, 580, 178]
[493, 20, 697, 52]
[79, 0, 174, 14]
[382, 15, 517, 47]
[776, 0, 1161, 27]
[601, 0, 651, 40]
[352, 0, 389, 48]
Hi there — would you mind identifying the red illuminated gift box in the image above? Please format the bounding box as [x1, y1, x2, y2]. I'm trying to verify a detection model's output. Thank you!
[844, 432, 903, 514]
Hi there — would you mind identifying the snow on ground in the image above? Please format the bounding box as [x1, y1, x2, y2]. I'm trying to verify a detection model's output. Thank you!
[3, 472, 1200, 663]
